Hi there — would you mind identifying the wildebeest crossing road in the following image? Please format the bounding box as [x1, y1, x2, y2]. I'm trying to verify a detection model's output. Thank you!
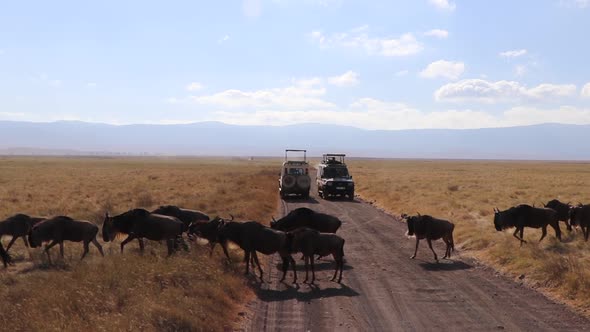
[245, 183, 590, 331]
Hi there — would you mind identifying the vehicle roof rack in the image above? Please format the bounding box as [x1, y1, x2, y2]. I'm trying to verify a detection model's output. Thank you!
[285, 149, 307, 162]
[322, 153, 346, 164]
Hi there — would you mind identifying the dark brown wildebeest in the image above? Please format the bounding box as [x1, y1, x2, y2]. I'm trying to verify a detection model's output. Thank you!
[151, 205, 210, 227]
[402, 214, 454, 262]
[0, 214, 45, 253]
[286, 227, 345, 284]
[102, 209, 186, 256]
[217, 220, 296, 282]
[494, 204, 561, 246]
[569, 204, 590, 241]
[28, 216, 104, 263]
[0, 243, 10, 268]
[187, 216, 228, 256]
[270, 207, 342, 233]
[543, 199, 573, 231]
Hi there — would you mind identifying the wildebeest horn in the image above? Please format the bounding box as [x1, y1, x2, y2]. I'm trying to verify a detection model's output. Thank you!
[105, 211, 110, 218]
[272, 216, 277, 222]
[417, 212, 421, 217]
[229, 214, 234, 221]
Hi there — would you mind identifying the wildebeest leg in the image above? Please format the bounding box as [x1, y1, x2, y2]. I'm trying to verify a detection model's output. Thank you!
[138, 238, 145, 253]
[5, 236, 19, 252]
[59, 242, 65, 259]
[442, 238, 451, 259]
[244, 250, 251, 275]
[310, 254, 316, 284]
[566, 220, 573, 232]
[120, 235, 136, 253]
[44, 240, 59, 264]
[280, 256, 289, 282]
[331, 255, 339, 281]
[92, 238, 104, 257]
[252, 252, 263, 281]
[552, 222, 562, 241]
[584, 226, 589, 242]
[221, 240, 231, 261]
[539, 226, 547, 242]
[426, 238, 438, 262]
[290, 256, 297, 283]
[166, 239, 175, 256]
[22, 236, 30, 248]
[411, 238, 419, 259]
[303, 255, 309, 283]
[208, 242, 216, 257]
[81, 241, 90, 260]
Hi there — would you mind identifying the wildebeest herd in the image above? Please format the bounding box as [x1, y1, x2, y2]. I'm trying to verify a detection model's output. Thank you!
[0, 205, 345, 285]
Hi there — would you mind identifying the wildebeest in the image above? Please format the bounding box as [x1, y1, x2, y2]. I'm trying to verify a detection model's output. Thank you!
[402, 214, 454, 262]
[569, 204, 590, 241]
[102, 209, 186, 256]
[28, 216, 104, 263]
[270, 207, 342, 233]
[187, 216, 227, 256]
[543, 199, 573, 231]
[0, 243, 10, 268]
[493, 204, 561, 245]
[217, 220, 296, 282]
[151, 205, 210, 227]
[0, 214, 45, 253]
[286, 227, 345, 283]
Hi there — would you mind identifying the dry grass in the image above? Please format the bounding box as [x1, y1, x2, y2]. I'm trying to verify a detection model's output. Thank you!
[0, 156, 279, 331]
[349, 159, 590, 313]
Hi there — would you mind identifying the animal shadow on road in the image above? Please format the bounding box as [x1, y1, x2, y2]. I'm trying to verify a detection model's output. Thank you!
[282, 196, 320, 204]
[418, 259, 473, 272]
[256, 282, 360, 302]
[274, 261, 354, 272]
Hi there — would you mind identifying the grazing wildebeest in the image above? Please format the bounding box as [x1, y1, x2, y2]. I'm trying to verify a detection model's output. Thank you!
[402, 214, 454, 262]
[187, 216, 227, 256]
[151, 205, 210, 227]
[0, 243, 10, 268]
[543, 199, 573, 231]
[494, 204, 561, 246]
[217, 220, 296, 282]
[569, 204, 590, 241]
[28, 216, 104, 263]
[286, 227, 345, 284]
[102, 209, 186, 256]
[0, 214, 45, 253]
[270, 207, 342, 233]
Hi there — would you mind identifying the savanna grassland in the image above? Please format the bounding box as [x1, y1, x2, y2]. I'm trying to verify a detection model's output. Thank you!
[0, 157, 279, 331]
[349, 159, 590, 314]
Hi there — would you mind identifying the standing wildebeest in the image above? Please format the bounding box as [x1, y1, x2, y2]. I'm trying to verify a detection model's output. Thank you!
[494, 204, 561, 245]
[28, 216, 104, 263]
[102, 209, 186, 256]
[270, 207, 342, 233]
[1, 243, 10, 268]
[402, 214, 454, 262]
[217, 220, 296, 282]
[286, 227, 345, 283]
[151, 205, 210, 227]
[569, 204, 590, 241]
[543, 199, 573, 231]
[187, 216, 227, 256]
[0, 214, 45, 253]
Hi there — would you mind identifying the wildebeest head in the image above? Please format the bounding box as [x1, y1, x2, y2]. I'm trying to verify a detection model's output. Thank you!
[102, 212, 116, 242]
[28, 225, 42, 248]
[493, 207, 504, 231]
[569, 206, 583, 227]
[405, 214, 420, 236]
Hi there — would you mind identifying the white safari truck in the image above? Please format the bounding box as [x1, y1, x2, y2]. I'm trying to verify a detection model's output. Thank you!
[279, 149, 311, 198]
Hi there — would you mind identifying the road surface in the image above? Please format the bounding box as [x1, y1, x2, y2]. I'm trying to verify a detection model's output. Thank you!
[246, 184, 589, 331]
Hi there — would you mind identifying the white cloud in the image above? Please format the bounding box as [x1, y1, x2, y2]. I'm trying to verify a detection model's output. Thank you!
[272, 0, 342, 6]
[243, 0, 262, 18]
[514, 65, 527, 77]
[0, 49, 4, 55]
[0, 112, 25, 118]
[420, 60, 465, 80]
[218, 35, 230, 44]
[582, 83, 590, 98]
[565, 0, 590, 8]
[499, 49, 528, 58]
[429, 0, 456, 11]
[424, 29, 449, 39]
[87, 82, 97, 88]
[435, 79, 577, 103]
[310, 26, 423, 56]
[328, 70, 359, 87]
[395, 70, 409, 77]
[186, 82, 204, 91]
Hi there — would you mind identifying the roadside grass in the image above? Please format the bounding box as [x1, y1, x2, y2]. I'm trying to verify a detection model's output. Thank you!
[0, 157, 279, 331]
[349, 159, 590, 313]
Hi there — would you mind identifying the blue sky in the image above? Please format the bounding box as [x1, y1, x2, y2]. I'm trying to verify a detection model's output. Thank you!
[1, 0, 589, 129]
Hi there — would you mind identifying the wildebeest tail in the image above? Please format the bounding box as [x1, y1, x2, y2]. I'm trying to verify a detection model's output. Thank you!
[339, 239, 345, 257]
[450, 224, 455, 252]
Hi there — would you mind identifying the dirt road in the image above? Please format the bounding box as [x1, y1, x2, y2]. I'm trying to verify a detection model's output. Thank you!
[247, 185, 590, 331]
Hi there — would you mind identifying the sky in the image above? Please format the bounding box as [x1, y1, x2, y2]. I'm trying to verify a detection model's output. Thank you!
[0, 0, 589, 130]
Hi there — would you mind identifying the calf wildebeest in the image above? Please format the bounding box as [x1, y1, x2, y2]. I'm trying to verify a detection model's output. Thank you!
[28, 216, 104, 263]
[543, 199, 573, 231]
[151, 205, 210, 227]
[270, 207, 342, 233]
[1, 243, 10, 268]
[187, 216, 227, 256]
[286, 227, 345, 283]
[102, 209, 186, 256]
[217, 220, 296, 282]
[569, 204, 590, 241]
[402, 214, 454, 262]
[0, 214, 45, 253]
[494, 204, 561, 246]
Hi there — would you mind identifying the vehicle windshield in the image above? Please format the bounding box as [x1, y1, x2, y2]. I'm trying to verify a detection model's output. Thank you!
[287, 168, 305, 175]
[323, 167, 350, 178]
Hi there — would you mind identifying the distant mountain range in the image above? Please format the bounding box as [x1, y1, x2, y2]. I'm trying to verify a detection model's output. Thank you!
[0, 120, 588, 160]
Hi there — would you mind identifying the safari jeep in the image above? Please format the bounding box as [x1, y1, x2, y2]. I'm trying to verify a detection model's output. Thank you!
[279, 149, 311, 198]
[317, 153, 354, 200]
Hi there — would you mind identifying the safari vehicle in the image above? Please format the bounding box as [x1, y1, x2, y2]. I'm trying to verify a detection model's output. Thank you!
[317, 153, 354, 200]
[279, 149, 311, 198]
